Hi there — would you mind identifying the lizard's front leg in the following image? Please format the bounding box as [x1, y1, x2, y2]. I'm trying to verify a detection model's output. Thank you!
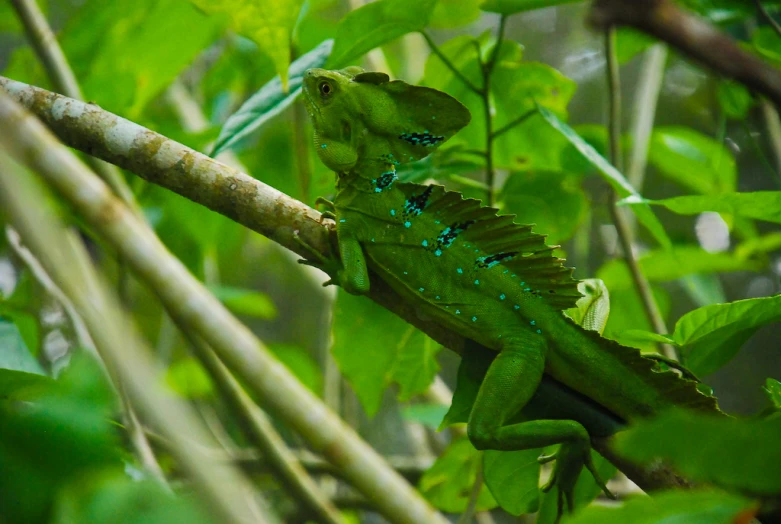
[467, 338, 613, 522]
[296, 210, 370, 295]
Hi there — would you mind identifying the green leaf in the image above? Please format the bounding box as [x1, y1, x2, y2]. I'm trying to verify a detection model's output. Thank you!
[332, 290, 439, 415]
[500, 171, 587, 244]
[270, 344, 323, 396]
[53, 471, 211, 524]
[422, 35, 577, 175]
[492, 62, 577, 171]
[483, 449, 541, 515]
[647, 127, 736, 194]
[418, 438, 497, 513]
[53, 0, 218, 118]
[326, 0, 437, 68]
[208, 285, 277, 319]
[1, 271, 40, 356]
[612, 330, 676, 348]
[764, 378, 781, 409]
[736, 232, 781, 258]
[670, 294, 781, 376]
[717, 80, 754, 119]
[597, 245, 762, 290]
[622, 192, 781, 225]
[391, 331, 441, 401]
[166, 358, 214, 399]
[752, 25, 781, 65]
[0, 319, 44, 375]
[480, 0, 581, 15]
[615, 27, 658, 64]
[0, 353, 118, 523]
[401, 404, 449, 429]
[212, 39, 333, 156]
[565, 489, 753, 524]
[440, 345, 493, 428]
[538, 107, 671, 248]
[189, 0, 304, 90]
[429, 0, 481, 28]
[537, 450, 616, 523]
[0, 369, 59, 401]
[614, 409, 781, 495]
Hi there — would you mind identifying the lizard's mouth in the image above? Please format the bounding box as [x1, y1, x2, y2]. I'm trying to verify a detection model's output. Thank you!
[301, 88, 322, 122]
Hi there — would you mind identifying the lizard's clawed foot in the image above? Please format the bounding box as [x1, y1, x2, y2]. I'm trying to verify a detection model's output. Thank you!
[314, 197, 337, 223]
[293, 231, 342, 287]
[539, 442, 615, 522]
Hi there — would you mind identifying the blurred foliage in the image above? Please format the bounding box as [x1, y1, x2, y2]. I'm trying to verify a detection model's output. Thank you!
[2, 0, 781, 522]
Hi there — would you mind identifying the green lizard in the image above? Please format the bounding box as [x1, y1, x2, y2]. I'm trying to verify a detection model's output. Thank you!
[299, 67, 722, 517]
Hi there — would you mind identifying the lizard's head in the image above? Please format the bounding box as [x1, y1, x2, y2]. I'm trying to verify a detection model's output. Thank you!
[302, 67, 363, 124]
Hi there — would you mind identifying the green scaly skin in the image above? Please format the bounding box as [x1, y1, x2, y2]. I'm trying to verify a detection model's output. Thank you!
[300, 67, 722, 518]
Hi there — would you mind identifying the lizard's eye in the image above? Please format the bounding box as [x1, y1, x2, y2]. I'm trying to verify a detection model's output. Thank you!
[319, 81, 333, 97]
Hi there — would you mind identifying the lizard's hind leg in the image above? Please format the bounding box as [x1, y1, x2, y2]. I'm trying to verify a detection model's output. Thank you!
[466, 337, 612, 519]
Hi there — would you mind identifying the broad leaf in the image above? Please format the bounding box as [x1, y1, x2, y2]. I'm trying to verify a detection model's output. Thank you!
[0, 369, 58, 401]
[430, 0, 481, 28]
[0, 319, 44, 375]
[647, 127, 735, 194]
[270, 344, 324, 396]
[483, 449, 541, 515]
[597, 246, 762, 290]
[672, 294, 781, 376]
[615, 27, 658, 64]
[189, 0, 304, 90]
[212, 39, 333, 156]
[614, 409, 781, 495]
[332, 290, 439, 415]
[418, 438, 497, 513]
[499, 171, 587, 245]
[7, 0, 219, 118]
[481, 0, 581, 15]
[53, 472, 211, 524]
[622, 192, 781, 225]
[536, 451, 616, 523]
[619, 295, 781, 376]
[326, 0, 437, 68]
[166, 358, 214, 399]
[717, 80, 753, 119]
[566, 489, 754, 524]
[538, 107, 671, 248]
[208, 285, 277, 319]
[401, 404, 449, 429]
[764, 378, 781, 409]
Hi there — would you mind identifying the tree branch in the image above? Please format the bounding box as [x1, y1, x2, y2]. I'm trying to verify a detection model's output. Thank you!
[0, 77, 697, 495]
[589, 0, 781, 108]
[0, 81, 449, 524]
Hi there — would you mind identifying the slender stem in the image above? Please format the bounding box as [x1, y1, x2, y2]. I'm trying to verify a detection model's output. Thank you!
[10, 0, 139, 212]
[481, 16, 507, 205]
[457, 456, 484, 524]
[420, 31, 482, 95]
[484, 16, 507, 78]
[627, 44, 667, 191]
[180, 329, 343, 524]
[9, 0, 82, 99]
[604, 28, 674, 357]
[462, 149, 488, 158]
[605, 29, 622, 173]
[753, 0, 781, 38]
[760, 98, 781, 181]
[0, 152, 262, 524]
[491, 109, 535, 140]
[0, 86, 450, 524]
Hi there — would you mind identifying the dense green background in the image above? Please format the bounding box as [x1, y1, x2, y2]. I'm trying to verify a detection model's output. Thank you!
[1, 0, 781, 522]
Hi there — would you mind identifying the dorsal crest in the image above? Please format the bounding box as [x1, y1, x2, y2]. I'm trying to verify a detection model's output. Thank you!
[399, 182, 582, 311]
